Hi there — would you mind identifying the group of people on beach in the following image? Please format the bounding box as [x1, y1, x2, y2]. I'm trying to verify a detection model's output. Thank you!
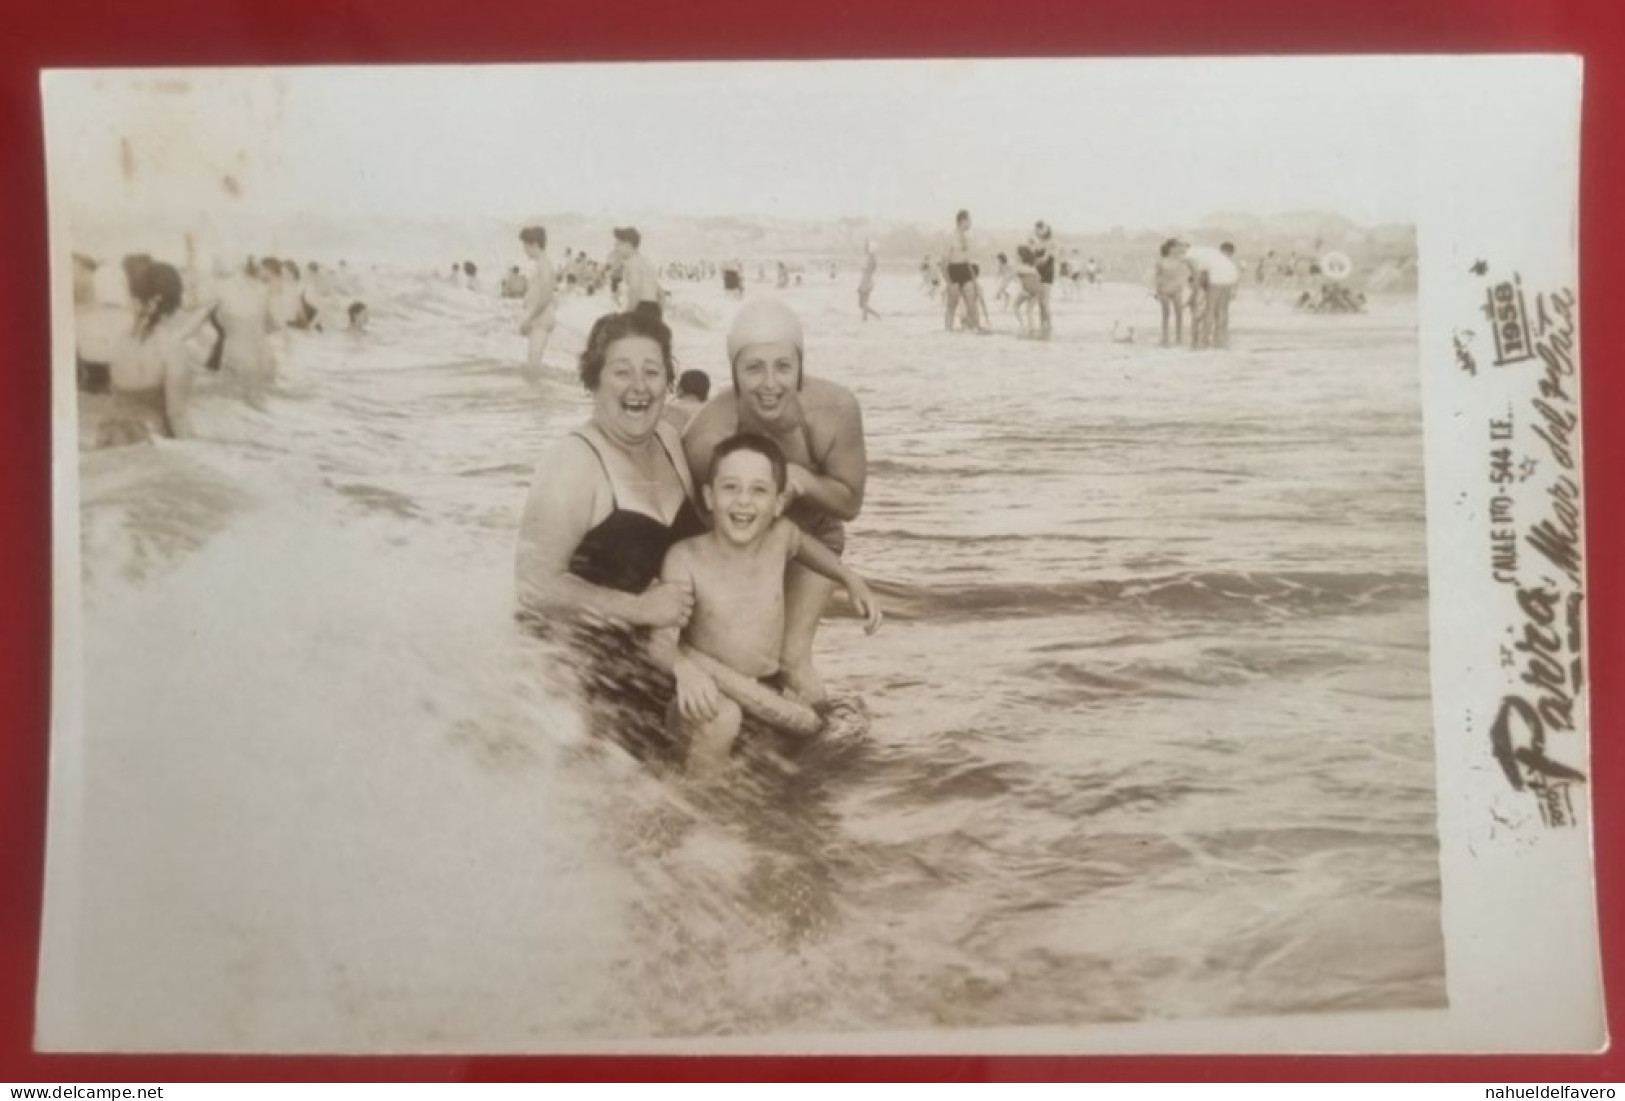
[514, 295, 877, 777]
[905, 212, 1310, 347]
[1152, 238, 1241, 349]
[916, 212, 1063, 338]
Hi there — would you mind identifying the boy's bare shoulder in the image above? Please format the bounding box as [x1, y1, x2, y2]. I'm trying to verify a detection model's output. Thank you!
[666, 533, 705, 562]
[768, 516, 802, 554]
[670, 531, 733, 579]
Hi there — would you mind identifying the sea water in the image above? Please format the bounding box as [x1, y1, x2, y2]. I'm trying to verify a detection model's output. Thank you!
[60, 268, 1443, 1049]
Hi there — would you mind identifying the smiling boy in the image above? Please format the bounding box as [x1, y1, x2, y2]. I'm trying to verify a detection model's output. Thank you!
[683, 299, 869, 707]
[653, 433, 882, 775]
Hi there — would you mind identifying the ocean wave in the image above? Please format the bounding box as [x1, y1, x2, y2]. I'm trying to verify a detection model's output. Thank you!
[856, 570, 1428, 622]
[857, 527, 1136, 546]
[866, 458, 1061, 479]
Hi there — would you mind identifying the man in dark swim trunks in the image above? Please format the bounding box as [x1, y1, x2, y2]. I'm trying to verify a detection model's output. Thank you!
[683, 299, 869, 707]
[1029, 221, 1057, 338]
[943, 209, 985, 333]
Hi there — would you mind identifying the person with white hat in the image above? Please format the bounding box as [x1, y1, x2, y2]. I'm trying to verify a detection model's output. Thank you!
[1184, 241, 1241, 349]
[683, 298, 870, 707]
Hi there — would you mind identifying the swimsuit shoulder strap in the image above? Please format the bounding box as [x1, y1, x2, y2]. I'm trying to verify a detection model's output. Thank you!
[793, 406, 822, 466]
[652, 427, 696, 503]
[570, 429, 620, 509]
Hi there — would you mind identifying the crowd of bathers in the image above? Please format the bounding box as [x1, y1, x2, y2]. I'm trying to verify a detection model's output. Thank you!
[917, 212, 1070, 337]
[73, 250, 374, 444]
[906, 208, 1383, 344]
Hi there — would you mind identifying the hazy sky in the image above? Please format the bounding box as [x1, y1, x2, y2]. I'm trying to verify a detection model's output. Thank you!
[45, 58, 1419, 232]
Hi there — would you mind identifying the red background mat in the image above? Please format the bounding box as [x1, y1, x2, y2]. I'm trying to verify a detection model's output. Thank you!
[1, 0, 1618, 1082]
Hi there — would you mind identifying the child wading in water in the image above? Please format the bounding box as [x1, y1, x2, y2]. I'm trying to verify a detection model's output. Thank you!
[652, 433, 883, 776]
[1011, 247, 1043, 336]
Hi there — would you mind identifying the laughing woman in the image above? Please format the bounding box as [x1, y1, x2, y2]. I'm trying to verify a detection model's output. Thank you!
[515, 310, 703, 762]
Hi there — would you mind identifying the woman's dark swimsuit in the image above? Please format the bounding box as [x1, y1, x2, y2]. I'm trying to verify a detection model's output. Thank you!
[566, 442, 704, 595]
[531, 430, 705, 764]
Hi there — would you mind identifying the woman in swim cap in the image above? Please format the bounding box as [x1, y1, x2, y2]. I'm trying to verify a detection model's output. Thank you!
[684, 298, 870, 706]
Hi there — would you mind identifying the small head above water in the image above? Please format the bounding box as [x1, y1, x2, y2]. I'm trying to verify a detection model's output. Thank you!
[677, 369, 711, 402]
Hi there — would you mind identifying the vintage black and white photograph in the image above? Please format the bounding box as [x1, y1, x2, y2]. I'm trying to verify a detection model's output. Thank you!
[36, 57, 1600, 1054]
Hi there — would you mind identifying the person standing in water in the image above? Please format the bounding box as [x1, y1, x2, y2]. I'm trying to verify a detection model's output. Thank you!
[96, 262, 198, 447]
[943, 210, 985, 333]
[858, 241, 881, 321]
[1207, 242, 1242, 348]
[1184, 242, 1240, 348]
[1010, 247, 1043, 335]
[683, 299, 868, 707]
[1153, 238, 1193, 347]
[1028, 220, 1057, 339]
[75, 253, 129, 395]
[613, 226, 663, 322]
[212, 258, 280, 410]
[515, 311, 702, 766]
[518, 225, 557, 385]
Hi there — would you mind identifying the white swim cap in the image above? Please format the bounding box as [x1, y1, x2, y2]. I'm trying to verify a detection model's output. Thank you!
[727, 298, 804, 364]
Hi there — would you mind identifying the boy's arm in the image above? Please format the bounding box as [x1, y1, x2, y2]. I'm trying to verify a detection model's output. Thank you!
[647, 547, 724, 720]
[644, 547, 690, 674]
[785, 523, 884, 633]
